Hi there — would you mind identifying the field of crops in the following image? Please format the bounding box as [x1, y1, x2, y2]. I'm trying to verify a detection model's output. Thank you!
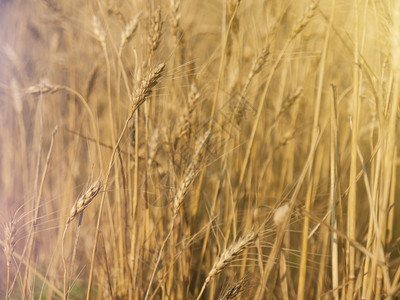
[1, 1, 400, 299]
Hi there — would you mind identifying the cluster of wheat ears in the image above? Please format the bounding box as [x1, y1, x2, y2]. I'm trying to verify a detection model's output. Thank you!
[1, 0, 400, 299]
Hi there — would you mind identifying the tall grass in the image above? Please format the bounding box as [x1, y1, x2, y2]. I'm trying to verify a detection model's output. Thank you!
[1, 0, 400, 299]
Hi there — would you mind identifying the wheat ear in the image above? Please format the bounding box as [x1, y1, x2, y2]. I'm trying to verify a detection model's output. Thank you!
[218, 276, 249, 300]
[86, 63, 165, 300]
[67, 180, 101, 225]
[62, 180, 101, 299]
[3, 218, 16, 300]
[196, 231, 257, 300]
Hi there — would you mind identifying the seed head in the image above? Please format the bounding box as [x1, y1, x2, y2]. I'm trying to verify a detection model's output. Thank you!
[67, 180, 101, 224]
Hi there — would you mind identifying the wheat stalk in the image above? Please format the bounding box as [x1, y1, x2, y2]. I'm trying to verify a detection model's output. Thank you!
[143, 129, 210, 300]
[63, 179, 101, 299]
[196, 231, 257, 300]
[173, 129, 210, 215]
[87, 63, 165, 299]
[290, 2, 318, 39]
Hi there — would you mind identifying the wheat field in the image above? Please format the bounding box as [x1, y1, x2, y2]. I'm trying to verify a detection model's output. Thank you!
[1, 0, 400, 299]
